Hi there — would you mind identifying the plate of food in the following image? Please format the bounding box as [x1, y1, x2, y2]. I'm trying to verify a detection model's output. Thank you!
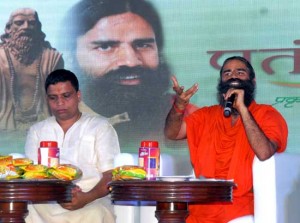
[112, 165, 147, 180]
[0, 155, 82, 181]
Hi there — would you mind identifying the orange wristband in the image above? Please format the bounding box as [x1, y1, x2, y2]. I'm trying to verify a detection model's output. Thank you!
[173, 103, 185, 114]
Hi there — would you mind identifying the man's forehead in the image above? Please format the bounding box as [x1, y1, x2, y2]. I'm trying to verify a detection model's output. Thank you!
[103, 12, 148, 25]
[97, 12, 154, 33]
[10, 8, 36, 21]
[47, 82, 75, 93]
[13, 15, 36, 21]
[223, 60, 248, 70]
[87, 12, 156, 45]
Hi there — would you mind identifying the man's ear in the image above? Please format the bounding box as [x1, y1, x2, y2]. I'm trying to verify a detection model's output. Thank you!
[77, 90, 82, 102]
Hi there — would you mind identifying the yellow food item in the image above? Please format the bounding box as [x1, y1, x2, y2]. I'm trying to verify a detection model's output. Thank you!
[55, 164, 78, 177]
[23, 171, 49, 179]
[0, 165, 8, 175]
[21, 164, 48, 172]
[13, 158, 33, 167]
[0, 155, 13, 166]
[20, 164, 49, 179]
[5, 174, 22, 180]
[47, 164, 81, 181]
[112, 165, 146, 180]
[0, 154, 82, 181]
[47, 168, 73, 180]
[0, 164, 22, 179]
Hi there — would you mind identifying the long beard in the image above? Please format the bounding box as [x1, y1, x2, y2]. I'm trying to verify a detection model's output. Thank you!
[217, 78, 256, 108]
[80, 63, 171, 123]
[6, 30, 42, 65]
[80, 63, 172, 144]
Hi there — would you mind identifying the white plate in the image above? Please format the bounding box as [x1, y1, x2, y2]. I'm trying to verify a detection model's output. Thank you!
[156, 176, 191, 182]
[189, 178, 234, 182]
[188, 178, 219, 182]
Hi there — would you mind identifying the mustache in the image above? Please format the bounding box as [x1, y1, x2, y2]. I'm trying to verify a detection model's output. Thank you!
[80, 64, 170, 117]
[217, 78, 256, 107]
[218, 78, 254, 93]
[99, 66, 159, 84]
[13, 29, 33, 38]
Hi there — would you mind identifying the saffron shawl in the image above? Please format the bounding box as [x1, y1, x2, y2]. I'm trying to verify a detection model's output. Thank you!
[185, 101, 288, 222]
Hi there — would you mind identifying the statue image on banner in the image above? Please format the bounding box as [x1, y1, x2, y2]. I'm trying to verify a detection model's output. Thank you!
[0, 8, 64, 131]
[61, 0, 197, 149]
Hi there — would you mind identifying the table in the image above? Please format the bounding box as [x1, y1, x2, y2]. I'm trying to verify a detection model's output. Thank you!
[0, 179, 74, 223]
[108, 179, 235, 223]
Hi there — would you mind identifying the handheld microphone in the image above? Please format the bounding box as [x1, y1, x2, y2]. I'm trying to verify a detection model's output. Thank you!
[223, 94, 235, 117]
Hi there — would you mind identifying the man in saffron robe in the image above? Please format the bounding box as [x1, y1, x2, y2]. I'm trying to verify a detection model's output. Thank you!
[164, 56, 288, 223]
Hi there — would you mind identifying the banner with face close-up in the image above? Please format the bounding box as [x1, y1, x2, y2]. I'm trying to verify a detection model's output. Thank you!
[0, 1, 299, 175]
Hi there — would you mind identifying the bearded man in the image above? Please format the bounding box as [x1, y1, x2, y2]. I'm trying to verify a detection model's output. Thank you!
[164, 56, 288, 223]
[0, 8, 64, 131]
[62, 0, 197, 148]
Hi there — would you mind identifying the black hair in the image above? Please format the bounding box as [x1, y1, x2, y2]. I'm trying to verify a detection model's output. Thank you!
[62, 0, 164, 54]
[219, 56, 256, 80]
[45, 69, 79, 92]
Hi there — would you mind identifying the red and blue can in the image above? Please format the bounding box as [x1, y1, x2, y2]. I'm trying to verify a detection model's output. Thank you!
[138, 140, 160, 180]
[38, 141, 60, 167]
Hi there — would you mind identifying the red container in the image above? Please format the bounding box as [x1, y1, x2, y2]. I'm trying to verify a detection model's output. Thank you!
[38, 141, 60, 167]
[138, 140, 160, 180]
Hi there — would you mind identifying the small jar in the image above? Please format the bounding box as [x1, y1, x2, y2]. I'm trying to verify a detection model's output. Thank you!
[38, 141, 60, 167]
[138, 140, 160, 180]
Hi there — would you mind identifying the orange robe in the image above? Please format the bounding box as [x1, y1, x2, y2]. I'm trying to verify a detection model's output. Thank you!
[185, 101, 288, 223]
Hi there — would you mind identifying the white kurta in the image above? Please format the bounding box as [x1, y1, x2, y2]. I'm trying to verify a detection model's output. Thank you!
[24, 113, 120, 223]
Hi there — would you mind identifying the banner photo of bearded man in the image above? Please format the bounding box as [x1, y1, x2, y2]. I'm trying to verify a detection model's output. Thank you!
[0, 1, 299, 176]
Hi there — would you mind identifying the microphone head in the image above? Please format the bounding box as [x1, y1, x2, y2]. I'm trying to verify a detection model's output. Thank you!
[223, 107, 231, 117]
[223, 94, 235, 117]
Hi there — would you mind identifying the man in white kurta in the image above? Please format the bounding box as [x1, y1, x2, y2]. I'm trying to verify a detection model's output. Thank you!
[24, 69, 120, 223]
[24, 113, 120, 223]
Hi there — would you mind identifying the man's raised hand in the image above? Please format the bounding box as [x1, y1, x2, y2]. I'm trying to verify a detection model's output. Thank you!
[171, 75, 198, 110]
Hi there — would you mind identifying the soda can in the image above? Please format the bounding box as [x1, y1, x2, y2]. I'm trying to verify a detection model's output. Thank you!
[138, 140, 160, 180]
[38, 141, 60, 167]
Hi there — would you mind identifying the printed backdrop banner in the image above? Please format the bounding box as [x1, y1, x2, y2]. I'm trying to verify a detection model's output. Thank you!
[0, 0, 299, 157]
